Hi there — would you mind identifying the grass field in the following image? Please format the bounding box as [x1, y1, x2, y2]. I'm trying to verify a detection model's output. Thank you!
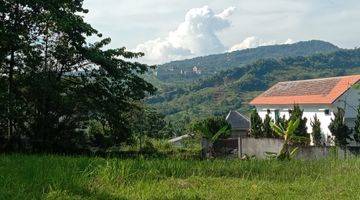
[1, 154, 360, 199]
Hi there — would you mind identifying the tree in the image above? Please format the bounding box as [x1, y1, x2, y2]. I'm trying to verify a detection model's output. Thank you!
[127, 104, 167, 148]
[0, 0, 156, 153]
[310, 115, 322, 146]
[0, 1, 35, 146]
[263, 109, 275, 138]
[270, 119, 300, 160]
[192, 117, 231, 158]
[329, 108, 352, 147]
[289, 105, 309, 145]
[250, 109, 263, 138]
[354, 105, 360, 143]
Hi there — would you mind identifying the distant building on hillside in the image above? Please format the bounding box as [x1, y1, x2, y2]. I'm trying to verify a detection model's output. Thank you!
[250, 75, 360, 146]
[192, 66, 202, 75]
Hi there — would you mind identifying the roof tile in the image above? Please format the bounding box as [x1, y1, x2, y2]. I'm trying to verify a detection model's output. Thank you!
[250, 75, 360, 105]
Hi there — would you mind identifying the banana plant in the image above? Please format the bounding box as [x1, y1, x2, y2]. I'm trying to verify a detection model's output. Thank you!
[270, 119, 300, 160]
[193, 120, 231, 158]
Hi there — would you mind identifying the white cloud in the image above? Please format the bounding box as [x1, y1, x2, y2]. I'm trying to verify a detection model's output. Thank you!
[229, 37, 294, 52]
[135, 38, 192, 62]
[135, 6, 235, 64]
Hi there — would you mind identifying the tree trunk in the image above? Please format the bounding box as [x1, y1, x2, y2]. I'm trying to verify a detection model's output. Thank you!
[7, 50, 14, 139]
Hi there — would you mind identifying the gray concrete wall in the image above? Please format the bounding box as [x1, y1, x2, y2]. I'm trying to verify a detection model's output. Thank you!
[240, 138, 284, 159]
[215, 137, 350, 159]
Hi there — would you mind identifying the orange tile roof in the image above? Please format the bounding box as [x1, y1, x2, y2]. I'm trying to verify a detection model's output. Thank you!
[250, 75, 360, 105]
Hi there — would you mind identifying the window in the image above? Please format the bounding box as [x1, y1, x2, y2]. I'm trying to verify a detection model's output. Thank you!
[275, 109, 280, 122]
[324, 109, 330, 115]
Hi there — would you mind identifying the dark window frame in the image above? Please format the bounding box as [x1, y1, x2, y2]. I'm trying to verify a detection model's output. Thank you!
[324, 109, 330, 115]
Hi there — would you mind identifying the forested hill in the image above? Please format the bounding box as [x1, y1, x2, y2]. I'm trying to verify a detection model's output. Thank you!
[148, 49, 360, 125]
[155, 40, 340, 83]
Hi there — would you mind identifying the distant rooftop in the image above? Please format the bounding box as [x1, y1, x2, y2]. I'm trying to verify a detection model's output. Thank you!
[250, 75, 360, 105]
[226, 110, 250, 130]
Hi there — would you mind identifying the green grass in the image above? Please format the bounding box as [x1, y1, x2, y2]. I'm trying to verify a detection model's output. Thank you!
[1, 154, 360, 199]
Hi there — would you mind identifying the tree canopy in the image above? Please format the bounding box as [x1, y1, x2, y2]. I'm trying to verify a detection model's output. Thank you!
[0, 0, 156, 153]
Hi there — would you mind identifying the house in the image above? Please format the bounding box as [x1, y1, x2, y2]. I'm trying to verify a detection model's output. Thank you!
[225, 110, 250, 138]
[250, 75, 360, 145]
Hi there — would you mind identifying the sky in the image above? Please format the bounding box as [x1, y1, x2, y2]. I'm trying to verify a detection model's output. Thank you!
[83, 0, 360, 64]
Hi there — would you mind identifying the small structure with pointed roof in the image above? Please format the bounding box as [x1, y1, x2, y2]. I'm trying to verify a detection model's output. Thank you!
[226, 110, 250, 138]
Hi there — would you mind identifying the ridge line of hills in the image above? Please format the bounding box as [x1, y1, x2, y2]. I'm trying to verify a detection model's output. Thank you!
[154, 40, 340, 84]
[145, 40, 360, 130]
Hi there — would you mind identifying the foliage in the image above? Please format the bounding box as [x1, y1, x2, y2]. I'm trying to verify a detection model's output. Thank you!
[354, 105, 360, 143]
[87, 120, 112, 149]
[126, 103, 169, 150]
[250, 109, 263, 138]
[263, 109, 275, 138]
[191, 117, 231, 142]
[276, 115, 288, 132]
[191, 116, 231, 158]
[329, 108, 353, 147]
[311, 115, 323, 146]
[270, 119, 300, 160]
[0, 0, 156, 153]
[289, 105, 309, 145]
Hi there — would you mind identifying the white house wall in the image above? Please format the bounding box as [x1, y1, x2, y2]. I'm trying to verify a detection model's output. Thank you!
[333, 86, 360, 146]
[333, 87, 359, 119]
[256, 105, 335, 145]
[255, 86, 360, 145]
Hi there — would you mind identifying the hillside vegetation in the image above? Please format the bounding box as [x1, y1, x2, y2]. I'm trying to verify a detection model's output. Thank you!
[1, 154, 360, 199]
[155, 40, 339, 84]
[148, 49, 360, 123]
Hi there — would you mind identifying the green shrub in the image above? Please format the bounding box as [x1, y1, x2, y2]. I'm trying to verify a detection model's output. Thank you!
[250, 109, 263, 138]
[311, 115, 323, 146]
[329, 108, 352, 147]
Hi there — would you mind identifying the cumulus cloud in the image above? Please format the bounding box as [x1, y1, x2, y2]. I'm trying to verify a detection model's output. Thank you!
[229, 37, 294, 52]
[135, 6, 235, 64]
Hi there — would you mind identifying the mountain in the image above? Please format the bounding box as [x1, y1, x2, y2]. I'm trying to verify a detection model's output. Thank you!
[155, 40, 340, 84]
[148, 49, 360, 125]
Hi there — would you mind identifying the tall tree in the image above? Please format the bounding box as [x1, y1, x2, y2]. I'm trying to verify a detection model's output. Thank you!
[263, 109, 275, 138]
[310, 115, 322, 146]
[329, 108, 352, 147]
[250, 109, 263, 138]
[0, 1, 35, 143]
[0, 0, 156, 152]
[289, 105, 309, 144]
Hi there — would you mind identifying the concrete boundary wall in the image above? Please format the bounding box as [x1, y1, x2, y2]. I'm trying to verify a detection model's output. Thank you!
[213, 137, 349, 159]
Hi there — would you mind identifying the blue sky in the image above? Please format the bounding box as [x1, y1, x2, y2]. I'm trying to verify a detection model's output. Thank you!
[84, 0, 360, 64]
